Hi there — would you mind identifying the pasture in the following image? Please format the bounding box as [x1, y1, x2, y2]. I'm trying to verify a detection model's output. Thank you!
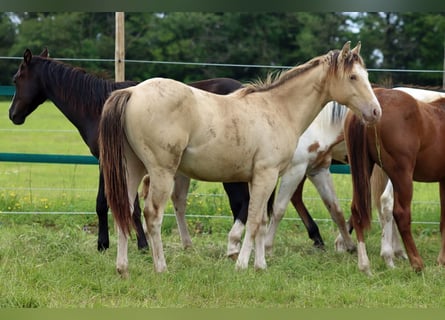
[1, 101, 445, 308]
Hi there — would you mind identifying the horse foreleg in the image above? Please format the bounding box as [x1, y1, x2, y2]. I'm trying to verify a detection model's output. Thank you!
[308, 168, 356, 253]
[437, 181, 445, 266]
[237, 169, 278, 270]
[172, 174, 193, 249]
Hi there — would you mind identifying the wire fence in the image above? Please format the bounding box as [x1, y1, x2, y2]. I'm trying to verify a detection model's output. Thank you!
[0, 56, 443, 225]
[1, 55, 444, 74]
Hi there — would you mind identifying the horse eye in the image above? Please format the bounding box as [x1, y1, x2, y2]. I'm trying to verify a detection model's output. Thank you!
[350, 74, 357, 81]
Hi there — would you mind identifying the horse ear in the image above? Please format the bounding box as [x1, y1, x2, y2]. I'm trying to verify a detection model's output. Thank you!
[23, 48, 32, 65]
[351, 41, 361, 55]
[339, 41, 351, 61]
[40, 48, 49, 58]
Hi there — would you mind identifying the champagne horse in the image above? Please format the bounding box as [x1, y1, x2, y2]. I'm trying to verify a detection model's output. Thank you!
[99, 42, 381, 276]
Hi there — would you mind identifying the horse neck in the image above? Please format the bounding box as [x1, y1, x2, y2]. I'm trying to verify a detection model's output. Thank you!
[270, 65, 332, 137]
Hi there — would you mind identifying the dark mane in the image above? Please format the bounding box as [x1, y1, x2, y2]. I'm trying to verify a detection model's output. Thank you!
[238, 49, 364, 96]
[34, 56, 137, 117]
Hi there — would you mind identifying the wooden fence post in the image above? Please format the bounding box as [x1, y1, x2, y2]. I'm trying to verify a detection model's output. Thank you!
[115, 12, 125, 82]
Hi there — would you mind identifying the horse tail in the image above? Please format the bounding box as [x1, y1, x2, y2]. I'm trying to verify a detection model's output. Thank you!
[99, 90, 134, 236]
[345, 113, 373, 231]
[370, 165, 388, 214]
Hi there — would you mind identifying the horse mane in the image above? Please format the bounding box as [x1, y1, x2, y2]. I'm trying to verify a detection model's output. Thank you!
[238, 49, 364, 96]
[33, 56, 137, 117]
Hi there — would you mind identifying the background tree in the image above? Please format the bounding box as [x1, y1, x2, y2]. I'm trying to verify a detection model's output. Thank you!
[2, 12, 445, 88]
[349, 12, 445, 86]
[0, 13, 17, 86]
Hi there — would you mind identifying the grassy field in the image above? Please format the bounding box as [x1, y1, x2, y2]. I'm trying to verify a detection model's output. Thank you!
[1, 101, 445, 308]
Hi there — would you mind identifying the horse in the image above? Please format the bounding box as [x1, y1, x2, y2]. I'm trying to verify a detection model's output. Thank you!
[345, 87, 445, 275]
[361, 87, 445, 269]
[225, 101, 356, 257]
[99, 41, 381, 276]
[7, 48, 243, 252]
[263, 86, 445, 268]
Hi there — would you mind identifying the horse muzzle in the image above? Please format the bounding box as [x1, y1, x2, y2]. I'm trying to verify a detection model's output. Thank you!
[361, 104, 382, 125]
[9, 108, 26, 125]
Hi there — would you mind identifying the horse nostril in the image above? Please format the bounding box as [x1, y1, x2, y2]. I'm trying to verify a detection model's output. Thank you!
[373, 107, 381, 118]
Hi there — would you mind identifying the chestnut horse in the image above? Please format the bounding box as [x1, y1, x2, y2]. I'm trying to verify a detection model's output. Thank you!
[99, 42, 381, 276]
[346, 87, 445, 275]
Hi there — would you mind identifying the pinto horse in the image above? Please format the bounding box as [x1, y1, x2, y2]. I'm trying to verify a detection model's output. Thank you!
[346, 87, 445, 275]
[99, 41, 381, 276]
[7, 48, 243, 251]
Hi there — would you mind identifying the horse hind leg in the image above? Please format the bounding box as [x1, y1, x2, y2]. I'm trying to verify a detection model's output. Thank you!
[378, 179, 397, 268]
[171, 174, 193, 249]
[132, 195, 149, 251]
[141, 174, 192, 249]
[437, 181, 445, 266]
[391, 179, 424, 272]
[307, 169, 356, 253]
[143, 168, 176, 273]
[115, 154, 146, 278]
[371, 166, 406, 267]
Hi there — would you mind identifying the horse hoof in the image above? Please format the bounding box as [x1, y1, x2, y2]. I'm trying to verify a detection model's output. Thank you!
[228, 253, 239, 261]
[138, 246, 150, 254]
[183, 243, 193, 250]
[97, 242, 109, 251]
[117, 267, 129, 279]
[347, 245, 357, 254]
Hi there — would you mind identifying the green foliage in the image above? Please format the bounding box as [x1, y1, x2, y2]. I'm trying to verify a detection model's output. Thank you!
[1, 12, 444, 86]
[1, 215, 445, 307]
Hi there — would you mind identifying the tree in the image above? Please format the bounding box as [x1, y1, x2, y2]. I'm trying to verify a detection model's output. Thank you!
[349, 12, 445, 86]
[0, 13, 17, 86]
[3, 12, 444, 87]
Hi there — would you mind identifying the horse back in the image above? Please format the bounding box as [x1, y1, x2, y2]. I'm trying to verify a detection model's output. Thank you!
[124, 78, 295, 182]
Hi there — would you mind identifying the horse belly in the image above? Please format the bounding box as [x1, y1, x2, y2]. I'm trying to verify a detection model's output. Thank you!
[178, 149, 253, 182]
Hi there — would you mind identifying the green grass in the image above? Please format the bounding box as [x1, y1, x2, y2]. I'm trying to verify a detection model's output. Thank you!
[1, 101, 445, 308]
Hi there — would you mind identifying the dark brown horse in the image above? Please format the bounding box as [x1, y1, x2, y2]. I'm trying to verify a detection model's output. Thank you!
[345, 87, 445, 275]
[8, 48, 243, 251]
